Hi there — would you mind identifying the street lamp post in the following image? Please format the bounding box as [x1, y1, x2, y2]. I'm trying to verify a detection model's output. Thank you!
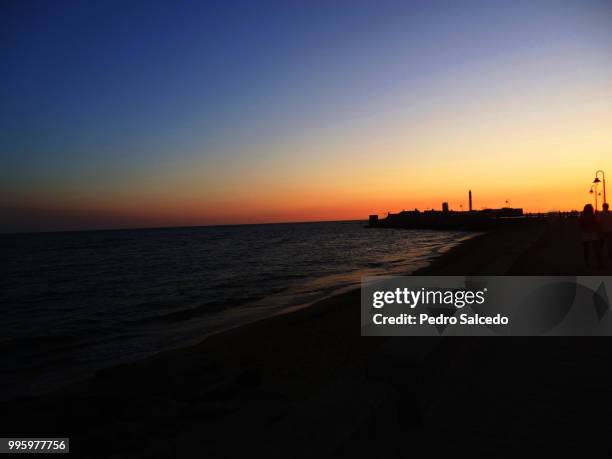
[593, 170, 606, 206]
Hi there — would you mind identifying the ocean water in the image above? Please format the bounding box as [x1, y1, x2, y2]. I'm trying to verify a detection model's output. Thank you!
[0, 221, 474, 400]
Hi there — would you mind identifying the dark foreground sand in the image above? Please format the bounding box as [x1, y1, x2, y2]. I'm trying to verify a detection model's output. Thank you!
[2, 218, 612, 458]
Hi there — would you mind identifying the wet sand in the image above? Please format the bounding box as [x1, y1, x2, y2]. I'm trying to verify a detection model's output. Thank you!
[3, 218, 612, 458]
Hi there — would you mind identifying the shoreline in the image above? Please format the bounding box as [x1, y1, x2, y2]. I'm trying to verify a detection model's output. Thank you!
[1, 226, 477, 403]
[1, 221, 557, 457]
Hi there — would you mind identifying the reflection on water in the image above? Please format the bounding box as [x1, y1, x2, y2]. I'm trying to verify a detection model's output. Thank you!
[0, 221, 475, 399]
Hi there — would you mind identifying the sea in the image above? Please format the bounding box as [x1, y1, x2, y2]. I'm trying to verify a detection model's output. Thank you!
[0, 221, 474, 400]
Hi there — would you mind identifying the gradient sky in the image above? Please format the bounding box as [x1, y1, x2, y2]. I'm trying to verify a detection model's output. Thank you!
[1, 0, 611, 232]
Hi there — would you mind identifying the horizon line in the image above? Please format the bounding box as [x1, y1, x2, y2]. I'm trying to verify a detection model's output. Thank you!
[0, 218, 367, 236]
[1, 207, 587, 236]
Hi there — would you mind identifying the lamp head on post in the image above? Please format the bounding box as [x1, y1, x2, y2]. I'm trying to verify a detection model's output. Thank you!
[590, 184, 599, 211]
[594, 170, 606, 206]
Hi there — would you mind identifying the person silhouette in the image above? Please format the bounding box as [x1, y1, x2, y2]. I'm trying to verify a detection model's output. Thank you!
[600, 202, 612, 263]
[579, 204, 602, 269]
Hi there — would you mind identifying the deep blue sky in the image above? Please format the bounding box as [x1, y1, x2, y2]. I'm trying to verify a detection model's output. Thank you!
[2, 0, 611, 231]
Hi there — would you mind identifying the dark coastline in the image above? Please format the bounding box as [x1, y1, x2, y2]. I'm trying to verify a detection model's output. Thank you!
[3, 219, 611, 458]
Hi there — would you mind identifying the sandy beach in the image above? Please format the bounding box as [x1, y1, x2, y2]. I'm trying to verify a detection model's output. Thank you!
[3, 217, 612, 458]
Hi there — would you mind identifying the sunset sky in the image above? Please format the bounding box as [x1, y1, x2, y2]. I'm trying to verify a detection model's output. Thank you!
[2, 0, 611, 232]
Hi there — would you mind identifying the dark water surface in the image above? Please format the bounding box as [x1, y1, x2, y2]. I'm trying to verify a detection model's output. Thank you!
[0, 221, 474, 400]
